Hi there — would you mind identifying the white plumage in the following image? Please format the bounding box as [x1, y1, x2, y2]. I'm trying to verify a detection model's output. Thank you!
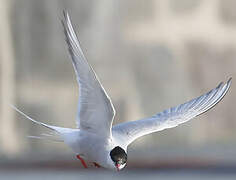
[12, 11, 232, 171]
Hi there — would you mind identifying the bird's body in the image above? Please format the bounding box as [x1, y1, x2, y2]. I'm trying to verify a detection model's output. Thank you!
[66, 130, 111, 168]
[62, 129, 124, 170]
[12, 11, 232, 171]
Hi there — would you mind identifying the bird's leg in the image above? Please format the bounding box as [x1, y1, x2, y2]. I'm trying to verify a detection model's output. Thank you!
[76, 155, 88, 168]
[93, 162, 101, 168]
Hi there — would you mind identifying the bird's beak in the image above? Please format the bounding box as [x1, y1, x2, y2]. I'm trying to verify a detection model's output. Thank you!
[115, 164, 120, 171]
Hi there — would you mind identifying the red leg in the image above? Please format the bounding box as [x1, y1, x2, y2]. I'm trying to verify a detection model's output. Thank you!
[76, 155, 88, 168]
[93, 162, 101, 168]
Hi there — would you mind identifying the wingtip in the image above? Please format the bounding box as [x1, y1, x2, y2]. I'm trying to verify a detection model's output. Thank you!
[62, 9, 68, 18]
[61, 10, 74, 33]
[225, 77, 232, 92]
[61, 10, 71, 40]
[217, 77, 232, 90]
[62, 9, 71, 22]
[227, 77, 232, 85]
[222, 77, 232, 92]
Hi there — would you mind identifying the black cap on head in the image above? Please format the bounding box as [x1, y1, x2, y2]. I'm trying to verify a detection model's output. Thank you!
[110, 146, 127, 165]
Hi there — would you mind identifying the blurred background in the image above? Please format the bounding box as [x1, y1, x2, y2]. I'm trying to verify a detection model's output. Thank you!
[0, 0, 236, 179]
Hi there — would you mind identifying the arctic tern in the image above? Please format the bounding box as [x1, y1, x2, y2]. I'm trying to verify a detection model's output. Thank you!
[12, 11, 232, 171]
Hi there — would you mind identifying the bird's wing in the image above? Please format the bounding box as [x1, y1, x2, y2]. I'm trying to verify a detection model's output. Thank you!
[62, 11, 115, 137]
[112, 78, 232, 146]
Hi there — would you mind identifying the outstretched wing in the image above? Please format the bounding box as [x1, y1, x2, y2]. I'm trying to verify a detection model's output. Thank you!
[62, 11, 115, 137]
[113, 78, 232, 146]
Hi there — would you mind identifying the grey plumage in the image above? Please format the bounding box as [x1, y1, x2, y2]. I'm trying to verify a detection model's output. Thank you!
[113, 78, 231, 146]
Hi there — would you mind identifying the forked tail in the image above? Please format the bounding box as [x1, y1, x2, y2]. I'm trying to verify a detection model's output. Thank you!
[10, 105, 74, 142]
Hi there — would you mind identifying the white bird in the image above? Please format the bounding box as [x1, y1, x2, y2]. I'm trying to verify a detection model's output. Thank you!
[12, 11, 232, 171]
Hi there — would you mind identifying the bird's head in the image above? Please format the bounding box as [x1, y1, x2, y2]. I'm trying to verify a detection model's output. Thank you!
[110, 146, 127, 171]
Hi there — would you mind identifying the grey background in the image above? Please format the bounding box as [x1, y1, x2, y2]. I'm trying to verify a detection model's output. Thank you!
[0, 0, 236, 178]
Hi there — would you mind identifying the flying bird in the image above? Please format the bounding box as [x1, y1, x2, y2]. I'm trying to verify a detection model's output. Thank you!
[12, 11, 232, 171]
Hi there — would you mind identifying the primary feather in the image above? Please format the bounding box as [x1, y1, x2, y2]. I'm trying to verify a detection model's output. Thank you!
[62, 11, 115, 137]
[113, 78, 232, 146]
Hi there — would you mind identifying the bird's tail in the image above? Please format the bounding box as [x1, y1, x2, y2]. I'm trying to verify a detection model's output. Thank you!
[27, 134, 63, 142]
[10, 105, 74, 142]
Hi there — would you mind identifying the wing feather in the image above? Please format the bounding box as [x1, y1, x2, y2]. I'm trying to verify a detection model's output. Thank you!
[113, 78, 232, 146]
[62, 11, 115, 137]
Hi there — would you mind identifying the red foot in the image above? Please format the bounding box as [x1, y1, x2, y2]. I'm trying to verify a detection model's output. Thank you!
[76, 155, 88, 168]
[93, 162, 101, 168]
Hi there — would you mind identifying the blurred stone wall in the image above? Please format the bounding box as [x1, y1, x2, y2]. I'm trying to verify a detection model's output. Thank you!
[0, 0, 235, 156]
